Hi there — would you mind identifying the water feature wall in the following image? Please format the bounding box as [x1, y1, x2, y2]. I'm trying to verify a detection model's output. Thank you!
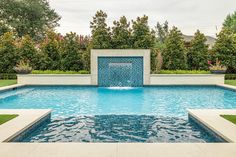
[98, 57, 143, 87]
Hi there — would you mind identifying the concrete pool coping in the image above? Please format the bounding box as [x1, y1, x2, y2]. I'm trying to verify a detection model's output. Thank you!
[0, 109, 51, 142]
[0, 84, 25, 92]
[188, 109, 236, 143]
[0, 143, 236, 157]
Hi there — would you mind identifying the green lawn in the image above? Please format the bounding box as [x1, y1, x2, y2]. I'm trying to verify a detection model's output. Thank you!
[225, 80, 236, 86]
[221, 115, 236, 124]
[0, 80, 17, 87]
[0, 115, 18, 125]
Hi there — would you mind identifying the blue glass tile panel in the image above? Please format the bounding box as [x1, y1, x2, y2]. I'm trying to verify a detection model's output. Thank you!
[98, 57, 143, 87]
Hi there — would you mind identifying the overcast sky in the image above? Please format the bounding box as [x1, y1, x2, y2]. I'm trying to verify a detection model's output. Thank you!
[49, 0, 236, 37]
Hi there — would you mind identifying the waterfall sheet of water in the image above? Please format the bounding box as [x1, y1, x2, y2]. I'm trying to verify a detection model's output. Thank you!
[108, 63, 133, 87]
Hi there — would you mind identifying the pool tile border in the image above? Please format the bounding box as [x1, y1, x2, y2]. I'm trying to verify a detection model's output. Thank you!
[188, 109, 236, 143]
[0, 109, 51, 142]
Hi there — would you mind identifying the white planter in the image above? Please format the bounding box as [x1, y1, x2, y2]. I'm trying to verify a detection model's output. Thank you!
[150, 74, 225, 85]
[17, 74, 92, 85]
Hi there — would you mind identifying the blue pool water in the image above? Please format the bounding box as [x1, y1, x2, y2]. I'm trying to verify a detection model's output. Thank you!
[0, 86, 235, 142]
[0, 86, 235, 118]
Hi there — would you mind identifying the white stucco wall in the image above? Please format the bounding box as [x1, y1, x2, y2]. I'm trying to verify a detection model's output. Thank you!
[150, 74, 225, 85]
[91, 49, 151, 85]
[17, 74, 225, 85]
[17, 74, 92, 85]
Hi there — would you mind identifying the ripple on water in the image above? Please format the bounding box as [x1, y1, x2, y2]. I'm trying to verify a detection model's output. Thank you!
[22, 115, 221, 143]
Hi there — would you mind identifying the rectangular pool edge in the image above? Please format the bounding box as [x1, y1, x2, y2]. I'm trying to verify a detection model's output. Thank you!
[0, 109, 52, 143]
[188, 109, 236, 143]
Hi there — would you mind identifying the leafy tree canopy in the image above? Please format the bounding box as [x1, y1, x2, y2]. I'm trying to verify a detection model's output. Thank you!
[223, 11, 236, 33]
[90, 10, 112, 49]
[18, 35, 39, 69]
[0, 0, 60, 40]
[0, 32, 19, 73]
[61, 32, 84, 71]
[111, 16, 132, 49]
[187, 30, 209, 70]
[155, 21, 169, 48]
[212, 28, 236, 72]
[131, 15, 155, 49]
[163, 27, 187, 70]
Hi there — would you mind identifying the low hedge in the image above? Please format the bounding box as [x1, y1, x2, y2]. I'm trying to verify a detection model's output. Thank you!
[0, 73, 17, 80]
[31, 70, 90, 74]
[157, 70, 211, 74]
[225, 74, 236, 80]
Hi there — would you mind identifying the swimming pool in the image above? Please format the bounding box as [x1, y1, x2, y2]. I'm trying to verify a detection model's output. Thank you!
[0, 86, 235, 142]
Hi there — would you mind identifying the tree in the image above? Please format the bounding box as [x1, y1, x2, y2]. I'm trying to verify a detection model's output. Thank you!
[90, 10, 112, 49]
[40, 31, 62, 70]
[131, 15, 155, 49]
[61, 32, 83, 71]
[152, 21, 169, 72]
[0, 32, 19, 73]
[212, 28, 236, 72]
[111, 16, 132, 49]
[187, 30, 209, 70]
[162, 27, 187, 70]
[18, 35, 40, 69]
[0, 0, 61, 40]
[155, 21, 169, 49]
[223, 11, 236, 33]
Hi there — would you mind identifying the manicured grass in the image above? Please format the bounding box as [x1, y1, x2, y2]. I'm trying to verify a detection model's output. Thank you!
[32, 70, 90, 74]
[158, 70, 210, 74]
[225, 80, 236, 86]
[0, 80, 17, 87]
[221, 115, 236, 124]
[0, 115, 18, 125]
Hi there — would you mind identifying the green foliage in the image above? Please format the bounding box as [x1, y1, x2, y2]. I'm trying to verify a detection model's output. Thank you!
[90, 10, 112, 49]
[111, 16, 132, 49]
[132, 15, 155, 48]
[154, 21, 169, 49]
[223, 11, 236, 33]
[0, 20, 13, 36]
[158, 70, 210, 74]
[61, 32, 83, 71]
[0, 0, 61, 40]
[18, 35, 39, 69]
[0, 74, 17, 79]
[212, 28, 236, 73]
[225, 74, 236, 80]
[162, 27, 187, 70]
[40, 31, 62, 70]
[32, 70, 89, 74]
[0, 32, 19, 73]
[187, 30, 209, 70]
